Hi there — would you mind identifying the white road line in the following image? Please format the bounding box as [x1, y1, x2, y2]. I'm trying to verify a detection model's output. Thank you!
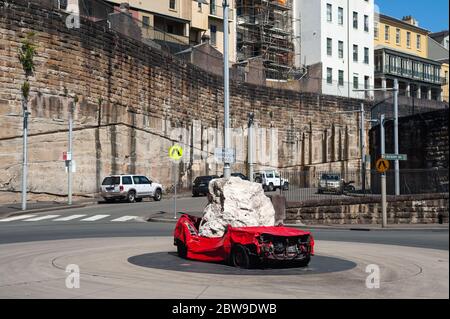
[24, 215, 60, 221]
[80, 215, 110, 221]
[53, 214, 87, 221]
[0, 214, 38, 222]
[111, 216, 138, 222]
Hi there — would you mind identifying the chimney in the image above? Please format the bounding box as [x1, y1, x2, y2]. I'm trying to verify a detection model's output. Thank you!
[402, 15, 419, 27]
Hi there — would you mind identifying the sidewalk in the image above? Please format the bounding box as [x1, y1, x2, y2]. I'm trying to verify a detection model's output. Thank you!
[147, 211, 448, 231]
[0, 198, 99, 219]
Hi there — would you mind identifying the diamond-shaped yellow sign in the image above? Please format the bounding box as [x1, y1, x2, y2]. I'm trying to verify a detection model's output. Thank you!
[169, 144, 183, 161]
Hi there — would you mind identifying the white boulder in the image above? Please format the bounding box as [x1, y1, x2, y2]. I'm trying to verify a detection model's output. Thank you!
[198, 177, 275, 238]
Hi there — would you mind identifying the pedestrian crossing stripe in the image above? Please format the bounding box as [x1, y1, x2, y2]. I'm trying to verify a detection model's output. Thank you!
[53, 214, 87, 221]
[111, 216, 138, 222]
[0, 214, 37, 222]
[80, 214, 110, 221]
[24, 215, 60, 221]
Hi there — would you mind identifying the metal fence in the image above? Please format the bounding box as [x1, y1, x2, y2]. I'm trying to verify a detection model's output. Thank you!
[278, 168, 448, 202]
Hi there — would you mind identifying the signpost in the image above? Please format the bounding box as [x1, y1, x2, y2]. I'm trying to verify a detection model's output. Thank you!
[169, 144, 183, 219]
[214, 148, 236, 164]
[375, 158, 390, 174]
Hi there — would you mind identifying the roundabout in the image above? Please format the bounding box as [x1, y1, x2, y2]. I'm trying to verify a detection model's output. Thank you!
[0, 236, 447, 298]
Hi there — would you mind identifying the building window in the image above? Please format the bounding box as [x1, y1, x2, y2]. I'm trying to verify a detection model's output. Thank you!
[142, 16, 150, 28]
[417, 34, 421, 50]
[197, 1, 202, 12]
[406, 32, 411, 48]
[338, 70, 344, 86]
[338, 7, 343, 25]
[353, 44, 358, 62]
[327, 67, 333, 84]
[396, 28, 401, 45]
[210, 0, 216, 15]
[338, 41, 344, 59]
[364, 47, 369, 64]
[364, 76, 370, 90]
[169, 0, 176, 10]
[385, 25, 390, 41]
[327, 38, 332, 56]
[210, 25, 217, 46]
[327, 4, 332, 22]
[353, 74, 359, 89]
[353, 12, 358, 29]
[374, 22, 379, 38]
[364, 15, 369, 32]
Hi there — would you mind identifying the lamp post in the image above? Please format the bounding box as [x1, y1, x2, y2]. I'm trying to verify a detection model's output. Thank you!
[222, 0, 231, 178]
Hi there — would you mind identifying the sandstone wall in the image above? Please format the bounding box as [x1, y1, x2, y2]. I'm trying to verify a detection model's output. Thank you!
[0, 0, 368, 197]
[286, 193, 449, 225]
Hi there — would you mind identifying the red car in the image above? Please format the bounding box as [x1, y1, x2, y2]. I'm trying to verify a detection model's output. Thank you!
[174, 214, 315, 269]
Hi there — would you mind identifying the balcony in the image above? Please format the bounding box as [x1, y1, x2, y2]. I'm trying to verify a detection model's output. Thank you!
[209, 4, 234, 20]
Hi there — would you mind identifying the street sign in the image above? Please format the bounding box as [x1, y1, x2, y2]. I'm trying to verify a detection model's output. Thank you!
[214, 148, 236, 163]
[376, 158, 389, 173]
[63, 152, 72, 161]
[65, 160, 76, 173]
[382, 154, 407, 161]
[169, 144, 183, 161]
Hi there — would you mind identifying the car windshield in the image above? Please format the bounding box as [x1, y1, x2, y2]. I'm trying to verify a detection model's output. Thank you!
[321, 174, 340, 181]
[102, 176, 120, 185]
[194, 176, 214, 184]
[274, 172, 280, 178]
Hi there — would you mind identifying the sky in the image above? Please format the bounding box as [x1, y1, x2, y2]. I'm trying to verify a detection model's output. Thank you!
[375, 0, 449, 33]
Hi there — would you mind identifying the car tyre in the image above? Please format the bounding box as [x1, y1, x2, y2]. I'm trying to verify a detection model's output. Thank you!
[292, 255, 311, 268]
[193, 191, 199, 197]
[282, 182, 289, 191]
[154, 189, 162, 201]
[177, 242, 188, 259]
[231, 244, 253, 269]
[268, 183, 275, 192]
[127, 191, 136, 203]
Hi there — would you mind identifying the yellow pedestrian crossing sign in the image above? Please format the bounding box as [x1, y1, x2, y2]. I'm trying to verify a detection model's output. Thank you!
[169, 144, 183, 161]
[376, 158, 389, 173]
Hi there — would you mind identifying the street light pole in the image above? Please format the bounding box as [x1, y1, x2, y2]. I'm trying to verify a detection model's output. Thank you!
[360, 103, 366, 193]
[68, 98, 74, 206]
[380, 114, 387, 228]
[393, 79, 400, 195]
[222, 0, 231, 178]
[21, 98, 29, 211]
[248, 112, 254, 182]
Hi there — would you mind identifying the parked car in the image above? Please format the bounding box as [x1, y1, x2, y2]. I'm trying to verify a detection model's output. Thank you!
[254, 170, 289, 191]
[318, 173, 343, 194]
[174, 214, 314, 269]
[192, 175, 219, 197]
[219, 173, 248, 180]
[100, 174, 163, 203]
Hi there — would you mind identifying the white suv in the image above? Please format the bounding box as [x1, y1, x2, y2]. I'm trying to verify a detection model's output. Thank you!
[100, 175, 163, 203]
[254, 170, 289, 192]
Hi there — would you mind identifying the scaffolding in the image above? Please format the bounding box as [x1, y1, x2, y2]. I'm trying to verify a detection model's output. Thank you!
[236, 0, 300, 80]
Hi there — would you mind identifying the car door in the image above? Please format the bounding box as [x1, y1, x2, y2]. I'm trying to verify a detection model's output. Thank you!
[132, 176, 144, 196]
[139, 176, 152, 196]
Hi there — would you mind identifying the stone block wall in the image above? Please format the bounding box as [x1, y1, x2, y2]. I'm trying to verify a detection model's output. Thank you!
[0, 0, 369, 197]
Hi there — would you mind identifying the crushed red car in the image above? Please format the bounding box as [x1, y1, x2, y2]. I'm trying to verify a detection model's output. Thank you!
[174, 214, 315, 269]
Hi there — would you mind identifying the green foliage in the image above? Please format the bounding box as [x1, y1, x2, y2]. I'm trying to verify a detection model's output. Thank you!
[21, 81, 30, 100]
[18, 32, 37, 77]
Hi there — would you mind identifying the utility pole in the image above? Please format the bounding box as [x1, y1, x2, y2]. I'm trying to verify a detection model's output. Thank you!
[248, 112, 254, 182]
[360, 103, 366, 193]
[393, 79, 400, 195]
[21, 98, 30, 211]
[223, 0, 231, 178]
[68, 97, 76, 205]
[380, 114, 387, 228]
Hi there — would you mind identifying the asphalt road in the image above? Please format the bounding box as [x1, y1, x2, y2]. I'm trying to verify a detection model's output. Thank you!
[0, 197, 447, 298]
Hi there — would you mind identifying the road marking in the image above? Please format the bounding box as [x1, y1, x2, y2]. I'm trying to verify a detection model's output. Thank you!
[111, 216, 138, 222]
[80, 215, 110, 221]
[24, 215, 61, 221]
[53, 214, 87, 221]
[0, 214, 38, 222]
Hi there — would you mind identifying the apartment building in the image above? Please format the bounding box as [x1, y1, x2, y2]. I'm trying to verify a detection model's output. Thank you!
[429, 31, 449, 102]
[374, 14, 444, 101]
[104, 0, 236, 61]
[294, 0, 375, 99]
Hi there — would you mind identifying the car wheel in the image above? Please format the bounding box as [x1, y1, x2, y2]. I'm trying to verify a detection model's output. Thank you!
[177, 242, 188, 259]
[153, 189, 162, 201]
[135, 198, 143, 202]
[127, 191, 136, 203]
[283, 182, 289, 191]
[268, 183, 275, 192]
[318, 189, 323, 194]
[231, 245, 253, 269]
[193, 191, 198, 197]
[262, 184, 268, 192]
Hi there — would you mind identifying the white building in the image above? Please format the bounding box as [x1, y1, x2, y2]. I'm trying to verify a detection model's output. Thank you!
[294, 0, 374, 99]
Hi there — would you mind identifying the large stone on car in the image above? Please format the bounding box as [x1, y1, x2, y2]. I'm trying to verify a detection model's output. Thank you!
[198, 177, 275, 237]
